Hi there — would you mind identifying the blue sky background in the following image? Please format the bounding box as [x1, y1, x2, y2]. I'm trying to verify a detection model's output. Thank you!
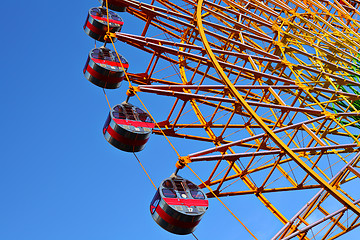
[1, 0, 360, 239]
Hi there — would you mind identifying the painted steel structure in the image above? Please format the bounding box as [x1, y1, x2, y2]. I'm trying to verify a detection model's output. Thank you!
[90, 0, 360, 239]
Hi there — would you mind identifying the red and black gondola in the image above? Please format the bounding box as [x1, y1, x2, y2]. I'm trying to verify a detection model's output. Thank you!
[99, 0, 127, 12]
[83, 47, 128, 89]
[84, 7, 123, 42]
[103, 102, 154, 152]
[150, 174, 209, 235]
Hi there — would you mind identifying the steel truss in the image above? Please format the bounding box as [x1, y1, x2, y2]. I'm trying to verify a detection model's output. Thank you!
[109, 0, 360, 238]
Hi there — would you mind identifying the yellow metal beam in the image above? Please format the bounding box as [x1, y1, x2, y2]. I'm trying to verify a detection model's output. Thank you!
[195, 0, 360, 217]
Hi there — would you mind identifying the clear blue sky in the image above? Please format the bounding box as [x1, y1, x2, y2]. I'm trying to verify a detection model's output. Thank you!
[0, 0, 359, 239]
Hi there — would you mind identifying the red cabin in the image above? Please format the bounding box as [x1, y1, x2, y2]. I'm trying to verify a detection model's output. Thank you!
[103, 103, 154, 152]
[150, 174, 209, 235]
[84, 7, 123, 42]
[83, 47, 128, 89]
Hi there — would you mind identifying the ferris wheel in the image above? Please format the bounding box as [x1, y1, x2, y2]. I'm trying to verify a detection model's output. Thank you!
[82, 0, 360, 239]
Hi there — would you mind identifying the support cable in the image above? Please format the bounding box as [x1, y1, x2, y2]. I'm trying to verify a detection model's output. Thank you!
[102, 3, 257, 240]
[186, 163, 259, 240]
[191, 232, 199, 240]
[103, 89, 112, 111]
[109, 33, 181, 158]
[105, 0, 110, 33]
[133, 152, 157, 189]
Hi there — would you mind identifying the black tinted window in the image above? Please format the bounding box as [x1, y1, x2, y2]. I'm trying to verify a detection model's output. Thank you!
[186, 180, 198, 190]
[162, 180, 173, 188]
[190, 190, 205, 199]
[162, 189, 176, 198]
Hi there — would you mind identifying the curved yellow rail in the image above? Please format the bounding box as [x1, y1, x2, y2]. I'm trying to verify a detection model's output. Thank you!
[195, 0, 360, 217]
